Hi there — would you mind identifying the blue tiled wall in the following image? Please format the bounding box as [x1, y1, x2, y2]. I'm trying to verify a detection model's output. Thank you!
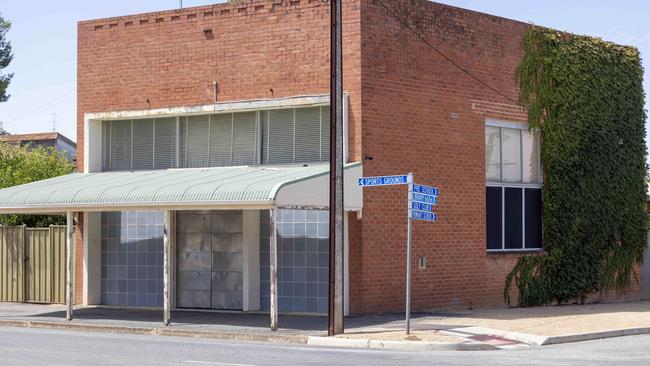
[260, 209, 329, 314]
[101, 211, 164, 307]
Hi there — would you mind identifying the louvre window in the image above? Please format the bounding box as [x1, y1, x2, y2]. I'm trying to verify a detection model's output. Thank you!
[485, 122, 542, 251]
[103, 118, 178, 171]
[262, 106, 330, 165]
[102, 106, 330, 171]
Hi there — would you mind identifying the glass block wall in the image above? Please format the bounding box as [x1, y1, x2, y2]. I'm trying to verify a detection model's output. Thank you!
[260, 209, 329, 314]
[101, 211, 164, 307]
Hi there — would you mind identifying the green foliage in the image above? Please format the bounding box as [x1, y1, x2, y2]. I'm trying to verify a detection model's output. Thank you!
[505, 27, 648, 306]
[0, 142, 74, 227]
[0, 14, 13, 102]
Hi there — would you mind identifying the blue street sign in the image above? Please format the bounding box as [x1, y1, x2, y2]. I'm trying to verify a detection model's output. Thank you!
[411, 192, 438, 205]
[411, 201, 433, 212]
[412, 184, 439, 196]
[410, 210, 437, 222]
[358, 175, 409, 187]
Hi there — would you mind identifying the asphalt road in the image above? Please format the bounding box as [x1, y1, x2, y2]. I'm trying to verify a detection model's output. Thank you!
[1, 327, 649, 366]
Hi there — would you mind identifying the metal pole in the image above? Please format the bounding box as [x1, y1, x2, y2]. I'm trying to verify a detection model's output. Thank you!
[406, 173, 413, 334]
[269, 209, 278, 332]
[163, 210, 171, 326]
[328, 0, 344, 336]
[66, 211, 73, 321]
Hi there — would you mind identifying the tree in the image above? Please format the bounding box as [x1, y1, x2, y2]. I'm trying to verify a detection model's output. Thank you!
[0, 121, 9, 135]
[0, 14, 13, 102]
[0, 142, 74, 227]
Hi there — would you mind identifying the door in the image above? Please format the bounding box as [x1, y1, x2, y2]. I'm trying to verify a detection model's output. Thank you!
[176, 211, 243, 310]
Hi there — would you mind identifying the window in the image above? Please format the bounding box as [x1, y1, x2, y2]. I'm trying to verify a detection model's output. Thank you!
[261, 106, 330, 164]
[102, 118, 177, 171]
[485, 120, 542, 251]
[102, 106, 331, 171]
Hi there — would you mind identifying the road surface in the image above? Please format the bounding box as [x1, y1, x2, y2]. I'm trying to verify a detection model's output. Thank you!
[0, 327, 649, 365]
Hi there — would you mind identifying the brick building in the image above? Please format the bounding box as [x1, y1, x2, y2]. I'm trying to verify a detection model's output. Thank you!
[0, 0, 639, 319]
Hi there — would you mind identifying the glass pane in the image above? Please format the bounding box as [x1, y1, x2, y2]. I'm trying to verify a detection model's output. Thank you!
[522, 130, 541, 183]
[294, 107, 322, 163]
[486, 187, 502, 250]
[209, 113, 233, 167]
[265, 109, 295, 164]
[504, 187, 523, 249]
[232, 112, 258, 166]
[153, 117, 178, 169]
[485, 126, 500, 181]
[501, 128, 522, 182]
[132, 119, 154, 170]
[109, 120, 132, 171]
[525, 188, 543, 249]
[183, 115, 210, 168]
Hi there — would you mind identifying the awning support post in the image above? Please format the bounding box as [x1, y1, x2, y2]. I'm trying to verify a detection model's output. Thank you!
[163, 210, 171, 326]
[66, 211, 74, 321]
[269, 208, 278, 331]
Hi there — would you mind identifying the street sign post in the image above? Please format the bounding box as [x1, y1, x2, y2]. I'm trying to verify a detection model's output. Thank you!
[357, 173, 438, 335]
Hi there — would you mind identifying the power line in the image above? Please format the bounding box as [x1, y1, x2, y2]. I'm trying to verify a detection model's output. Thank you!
[374, 0, 519, 104]
[1, 90, 74, 126]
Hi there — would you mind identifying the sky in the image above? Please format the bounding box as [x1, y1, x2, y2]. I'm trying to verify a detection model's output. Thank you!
[0, 0, 648, 148]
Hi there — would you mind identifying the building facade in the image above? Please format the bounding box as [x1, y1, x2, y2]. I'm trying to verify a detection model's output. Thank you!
[0, 0, 639, 317]
[0, 132, 77, 162]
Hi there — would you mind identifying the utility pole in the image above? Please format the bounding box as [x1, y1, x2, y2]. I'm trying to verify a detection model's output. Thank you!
[51, 113, 57, 132]
[328, 0, 344, 336]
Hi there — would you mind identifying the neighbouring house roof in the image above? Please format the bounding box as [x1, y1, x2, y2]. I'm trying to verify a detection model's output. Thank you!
[0, 163, 362, 214]
[0, 132, 77, 147]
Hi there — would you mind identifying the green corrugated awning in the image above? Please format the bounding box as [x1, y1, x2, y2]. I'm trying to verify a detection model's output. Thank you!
[0, 163, 363, 214]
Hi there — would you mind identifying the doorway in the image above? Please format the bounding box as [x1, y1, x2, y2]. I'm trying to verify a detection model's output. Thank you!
[176, 210, 243, 310]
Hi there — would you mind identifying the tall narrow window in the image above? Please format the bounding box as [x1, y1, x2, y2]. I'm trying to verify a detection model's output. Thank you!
[485, 121, 542, 251]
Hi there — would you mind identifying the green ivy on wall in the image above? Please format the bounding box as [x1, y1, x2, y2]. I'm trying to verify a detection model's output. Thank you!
[505, 26, 648, 307]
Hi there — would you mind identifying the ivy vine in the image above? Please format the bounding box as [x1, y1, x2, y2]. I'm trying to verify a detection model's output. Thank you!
[505, 27, 648, 307]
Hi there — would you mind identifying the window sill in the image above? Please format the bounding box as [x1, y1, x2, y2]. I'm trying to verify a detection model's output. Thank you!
[487, 249, 545, 255]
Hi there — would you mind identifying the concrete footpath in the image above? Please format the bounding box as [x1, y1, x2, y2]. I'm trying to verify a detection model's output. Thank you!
[0, 301, 649, 351]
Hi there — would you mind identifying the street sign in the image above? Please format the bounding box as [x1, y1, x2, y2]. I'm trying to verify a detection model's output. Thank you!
[357, 172, 439, 336]
[410, 210, 437, 222]
[411, 201, 433, 212]
[412, 184, 439, 196]
[358, 175, 410, 187]
[411, 192, 438, 205]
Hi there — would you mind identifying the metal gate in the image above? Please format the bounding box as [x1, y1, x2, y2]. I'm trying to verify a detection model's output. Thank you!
[0, 226, 68, 303]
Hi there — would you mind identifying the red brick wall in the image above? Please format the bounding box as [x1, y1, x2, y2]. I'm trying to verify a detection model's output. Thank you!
[356, 0, 530, 313]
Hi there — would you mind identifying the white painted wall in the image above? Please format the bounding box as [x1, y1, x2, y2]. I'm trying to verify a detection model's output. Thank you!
[83, 212, 102, 305]
[242, 210, 261, 311]
[84, 118, 103, 173]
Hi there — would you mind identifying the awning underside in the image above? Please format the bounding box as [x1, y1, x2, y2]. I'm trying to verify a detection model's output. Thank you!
[0, 163, 362, 213]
